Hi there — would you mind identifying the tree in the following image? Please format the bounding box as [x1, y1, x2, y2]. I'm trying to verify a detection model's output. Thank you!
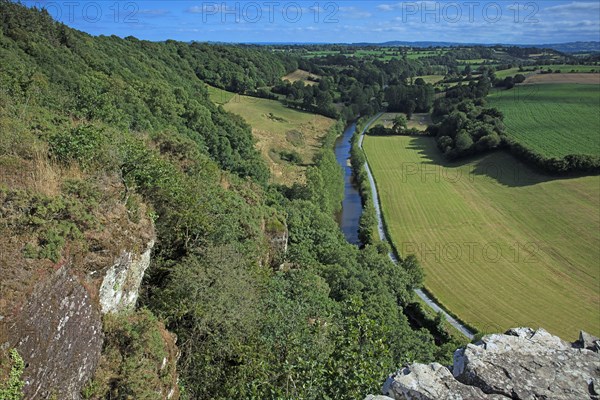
[316, 90, 333, 110]
[455, 130, 474, 152]
[503, 76, 515, 89]
[406, 100, 417, 120]
[392, 115, 408, 134]
[513, 74, 526, 84]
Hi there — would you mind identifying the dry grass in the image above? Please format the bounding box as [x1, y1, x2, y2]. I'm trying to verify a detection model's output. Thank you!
[0, 151, 84, 197]
[282, 69, 321, 86]
[222, 93, 335, 185]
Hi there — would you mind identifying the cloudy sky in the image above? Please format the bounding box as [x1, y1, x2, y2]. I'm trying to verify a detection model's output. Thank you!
[25, 1, 600, 44]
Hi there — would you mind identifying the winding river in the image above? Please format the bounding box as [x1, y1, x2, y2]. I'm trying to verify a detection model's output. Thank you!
[335, 115, 475, 340]
[334, 122, 362, 245]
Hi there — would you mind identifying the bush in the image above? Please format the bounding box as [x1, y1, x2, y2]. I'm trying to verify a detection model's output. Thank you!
[0, 349, 25, 400]
[49, 125, 111, 170]
[82, 310, 177, 400]
[279, 150, 303, 164]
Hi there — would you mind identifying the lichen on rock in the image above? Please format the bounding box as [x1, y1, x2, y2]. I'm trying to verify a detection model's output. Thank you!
[98, 239, 155, 314]
[11, 268, 103, 400]
[369, 327, 600, 400]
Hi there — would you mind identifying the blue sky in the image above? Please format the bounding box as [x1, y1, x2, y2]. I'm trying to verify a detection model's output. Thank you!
[26, 1, 600, 44]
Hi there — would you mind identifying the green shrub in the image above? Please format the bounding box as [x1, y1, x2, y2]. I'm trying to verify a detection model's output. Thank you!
[49, 125, 111, 170]
[0, 349, 25, 400]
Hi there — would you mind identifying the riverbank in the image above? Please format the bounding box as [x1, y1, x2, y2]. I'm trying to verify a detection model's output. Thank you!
[352, 115, 476, 340]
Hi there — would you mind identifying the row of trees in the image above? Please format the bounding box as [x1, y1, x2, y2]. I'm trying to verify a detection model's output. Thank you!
[385, 82, 435, 116]
[429, 70, 599, 174]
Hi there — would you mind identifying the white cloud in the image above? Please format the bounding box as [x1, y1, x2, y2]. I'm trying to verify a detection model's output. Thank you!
[544, 1, 600, 13]
[187, 4, 226, 14]
[137, 9, 169, 16]
[376, 4, 396, 11]
[339, 6, 372, 19]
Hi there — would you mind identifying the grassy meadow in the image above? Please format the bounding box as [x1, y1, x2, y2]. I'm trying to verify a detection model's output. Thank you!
[210, 87, 335, 184]
[282, 69, 321, 86]
[363, 135, 600, 339]
[206, 84, 235, 105]
[372, 112, 432, 131]
[488, 83, 600, 158]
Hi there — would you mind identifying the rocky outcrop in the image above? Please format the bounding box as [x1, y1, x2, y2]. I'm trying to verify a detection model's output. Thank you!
[10, 268, 103, 400]
[370, 327, 600, 400]
[1, 227, 162, 398]
[4, 236, 155, 399]
[98, 239, 155, 314]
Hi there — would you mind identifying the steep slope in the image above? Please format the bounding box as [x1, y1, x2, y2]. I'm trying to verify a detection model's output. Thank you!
[0, 2, 447, 399]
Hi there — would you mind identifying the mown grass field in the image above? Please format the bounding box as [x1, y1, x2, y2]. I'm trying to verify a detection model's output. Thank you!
[212, 87, 335, 184]
[488, 83, 600, 158]
[495, 65, 599, 80]
[363, 135, 600, 339]
[542, 64, 599, 73]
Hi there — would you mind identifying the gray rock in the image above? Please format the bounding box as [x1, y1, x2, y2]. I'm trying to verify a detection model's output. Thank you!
[13, 268, 103, 400]
[577, 331, 600, 352]
[383, 327, 600, 400]
[364, 395, 395, 400]
[384, 363, 507, 399]
[98, 239, 155, 314]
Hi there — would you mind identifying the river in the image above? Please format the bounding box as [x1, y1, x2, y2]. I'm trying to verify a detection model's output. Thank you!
[334, 122, 362, 245]
[334, 115, 475, 340]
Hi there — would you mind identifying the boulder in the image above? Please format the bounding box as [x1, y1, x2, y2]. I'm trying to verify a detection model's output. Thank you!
[383, 363, 506, 400]
[382, 328, 600, 400]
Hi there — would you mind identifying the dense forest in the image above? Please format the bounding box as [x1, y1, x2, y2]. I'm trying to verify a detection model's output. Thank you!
[0, 2, 457, 399]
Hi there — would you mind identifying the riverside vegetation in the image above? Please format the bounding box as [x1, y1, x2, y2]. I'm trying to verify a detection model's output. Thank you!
[0, 2, 455, 399]
[1, 2, 599, 398]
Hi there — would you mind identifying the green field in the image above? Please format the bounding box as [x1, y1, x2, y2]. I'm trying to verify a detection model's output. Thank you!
[488, 83, 600, 157]
[371, 112, 431, 131]
[363, 135, 600, 339]
[541, 64, 599, 73]
[457, 59, 488, 65]
[416, 74, 445, 84]
[213, 88, 335, 184]
[302, 48, 447, 61]
[495, 65, 599, 79]
[494, 67, 522, 79]
[206, 84, 235, 105]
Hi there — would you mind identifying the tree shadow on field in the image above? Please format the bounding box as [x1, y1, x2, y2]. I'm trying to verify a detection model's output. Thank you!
[405, 137, 591, 188]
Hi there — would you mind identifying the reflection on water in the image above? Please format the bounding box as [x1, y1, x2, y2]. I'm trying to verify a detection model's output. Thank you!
[334, 122, 362, 245]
